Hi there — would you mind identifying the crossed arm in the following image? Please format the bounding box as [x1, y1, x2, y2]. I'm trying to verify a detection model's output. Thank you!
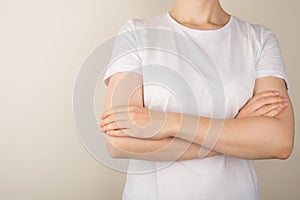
[101, 72, 295, 161]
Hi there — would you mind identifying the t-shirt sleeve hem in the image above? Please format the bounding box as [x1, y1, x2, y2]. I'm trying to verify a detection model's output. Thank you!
[103, 65, 142, 86]
[255, 69, 289, 90]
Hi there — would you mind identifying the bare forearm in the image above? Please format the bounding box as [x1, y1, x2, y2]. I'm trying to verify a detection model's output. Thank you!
[173, 114, 294, 160]
[105, 136, 221, 162]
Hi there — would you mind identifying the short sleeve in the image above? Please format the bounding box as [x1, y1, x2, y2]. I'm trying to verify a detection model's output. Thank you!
[103, 19, 142, 86]
[255, 28, 289, 90]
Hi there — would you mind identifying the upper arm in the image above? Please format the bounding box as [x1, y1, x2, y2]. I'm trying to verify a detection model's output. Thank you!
[252, 27, 294, 156]
[103, 19, 143, 108]
[104, 71, 144, 109]
[103, 72, 143, 157]
[101, 19, 144, 156]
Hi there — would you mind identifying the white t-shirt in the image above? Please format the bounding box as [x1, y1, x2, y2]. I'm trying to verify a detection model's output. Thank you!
[104, 12, 289, 200]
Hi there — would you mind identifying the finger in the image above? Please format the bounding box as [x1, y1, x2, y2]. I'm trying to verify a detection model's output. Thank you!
[102, 122, 122, 132]
[251, 96, 287, 111]
[105, 129, 129, 137]
[100, 112, 132, 127]
[101, 105, 128, 119]
[102, 120, 132, 132]
[253, 103, 282, 116]
[260, 102, 288, 117]
[101, 105, 139, 119]
[263, 107, 283, 117]
[247, 91, 280, 106]
[100, 115, 114, 127]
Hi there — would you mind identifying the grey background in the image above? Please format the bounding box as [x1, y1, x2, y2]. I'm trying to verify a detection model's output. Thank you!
[0, 0, 299, 199]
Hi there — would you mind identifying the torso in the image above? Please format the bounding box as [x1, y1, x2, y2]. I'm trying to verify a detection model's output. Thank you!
[121, 12, 266, 200]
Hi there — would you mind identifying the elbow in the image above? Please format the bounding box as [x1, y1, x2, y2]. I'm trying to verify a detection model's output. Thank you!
[105, 136, 126, 159]
[274, 132, 294, 160]
[108, 149, 122, 159]
[107, 146, 122, 159]
[276, 144, 293, 160]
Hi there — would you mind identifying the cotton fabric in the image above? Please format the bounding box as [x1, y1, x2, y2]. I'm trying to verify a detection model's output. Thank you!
[103, 12, 289, 200]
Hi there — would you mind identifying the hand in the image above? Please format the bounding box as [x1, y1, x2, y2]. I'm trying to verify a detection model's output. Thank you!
[100, 105, 176, 139]
[235, 90, 288, 119]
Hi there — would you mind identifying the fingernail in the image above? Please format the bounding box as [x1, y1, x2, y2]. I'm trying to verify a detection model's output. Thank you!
[283, 102, 289, 106]
[275, 92, 280, 95]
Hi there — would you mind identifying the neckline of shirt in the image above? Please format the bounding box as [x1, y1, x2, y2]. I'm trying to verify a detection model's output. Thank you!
[166, 12, 234, 34]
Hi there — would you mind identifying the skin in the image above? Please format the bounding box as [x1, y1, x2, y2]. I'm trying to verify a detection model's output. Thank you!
[101, 0, 295, 161]
[101, 73, 293, 161]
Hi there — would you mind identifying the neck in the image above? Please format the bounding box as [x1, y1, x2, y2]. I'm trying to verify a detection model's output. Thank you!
[170, 0, 230, 26]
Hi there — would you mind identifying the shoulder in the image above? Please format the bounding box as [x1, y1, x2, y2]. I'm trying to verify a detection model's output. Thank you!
[119, 13, 171, 31]
[232, 16, 276, 43]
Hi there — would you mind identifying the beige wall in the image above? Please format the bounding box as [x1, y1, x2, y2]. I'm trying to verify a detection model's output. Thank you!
[0, 0, 298, 199]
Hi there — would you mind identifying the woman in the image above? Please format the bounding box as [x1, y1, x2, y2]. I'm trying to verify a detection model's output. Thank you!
[100, 0, 295, 199]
